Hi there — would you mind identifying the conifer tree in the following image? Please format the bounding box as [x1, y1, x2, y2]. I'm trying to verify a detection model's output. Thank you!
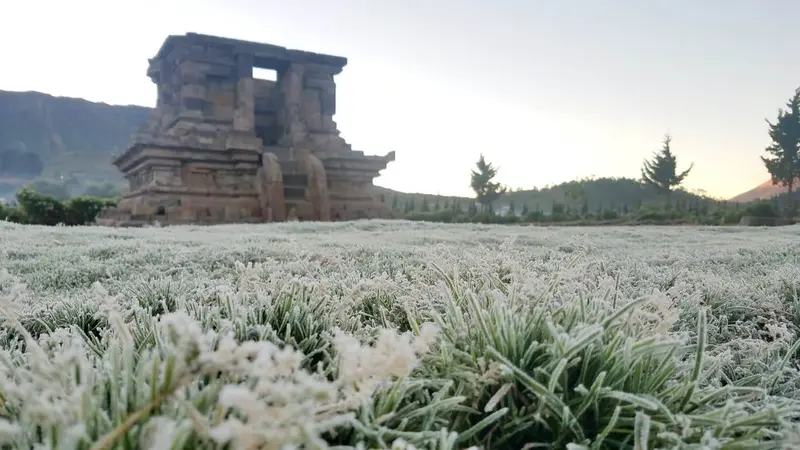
[762, 87, 800, 218]
[470, 154, 506, 211]
[421, 197, 430, 212]
[641, 134, 693, 206]
[507, 200, 516, 216]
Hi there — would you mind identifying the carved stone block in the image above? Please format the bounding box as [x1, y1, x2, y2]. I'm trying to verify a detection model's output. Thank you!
[233, 78, 255, 132]
[256, 153, 286, 222]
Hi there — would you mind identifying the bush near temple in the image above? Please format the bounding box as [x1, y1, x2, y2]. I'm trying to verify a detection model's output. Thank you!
[0, 187, 117, 226]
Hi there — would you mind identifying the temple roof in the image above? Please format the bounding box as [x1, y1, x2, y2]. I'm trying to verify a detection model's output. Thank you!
[152, 33, 348, 69]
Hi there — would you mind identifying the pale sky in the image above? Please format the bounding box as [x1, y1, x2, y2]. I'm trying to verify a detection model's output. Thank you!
[3, 0, 799, 199]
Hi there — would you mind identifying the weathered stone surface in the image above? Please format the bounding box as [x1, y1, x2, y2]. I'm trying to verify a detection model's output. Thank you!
[177, 61, 212, 84]
[295, 148, 330, 221]
[99, 32, 394, 226]
[233, 78, 255, 132]
[302, 89, 323, 132]
[255, 152, 286, 222]
[180, 83, 207, 100]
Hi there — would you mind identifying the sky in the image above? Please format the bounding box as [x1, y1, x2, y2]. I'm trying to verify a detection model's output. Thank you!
[3, 0, 800, 199]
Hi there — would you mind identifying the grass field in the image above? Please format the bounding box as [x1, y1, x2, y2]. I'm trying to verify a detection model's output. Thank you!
[2, 220, 800, 449]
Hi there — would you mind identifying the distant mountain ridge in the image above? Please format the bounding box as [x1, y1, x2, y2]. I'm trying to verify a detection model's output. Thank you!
[0, 90, 150, 195]
[729, 179, 799, 202]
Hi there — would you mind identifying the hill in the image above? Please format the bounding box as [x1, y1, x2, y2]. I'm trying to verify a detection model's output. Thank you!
[729, 179, 799, 202]
[0, 90, 149, 196]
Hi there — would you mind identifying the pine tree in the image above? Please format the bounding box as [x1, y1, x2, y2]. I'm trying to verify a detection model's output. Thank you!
[762, 87, 800, 218]
[421, 197, 430, 212]
[507, 200, 516, 216]
[391, 196, 399, 212]
[434, 196, 441, 211]
[470, 154, 507, 211]
[641, 134, 693, 206]
[521, 204, 530, 216]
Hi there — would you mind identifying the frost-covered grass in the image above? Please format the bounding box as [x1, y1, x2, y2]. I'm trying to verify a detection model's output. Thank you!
[2, 220, 800, 449]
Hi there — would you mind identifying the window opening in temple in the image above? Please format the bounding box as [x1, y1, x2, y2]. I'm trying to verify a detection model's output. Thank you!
[253, 67, 277, 81]
[156, 206, 166, 215]
[252, 65, 282, 146]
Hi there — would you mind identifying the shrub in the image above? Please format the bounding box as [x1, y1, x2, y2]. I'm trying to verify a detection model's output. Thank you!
[15, 187, 67, 225]
[11, 188, 117, 226]
[0, 202, 24, 223]
[64, 196, 118, 226]
[723, 210, 745, 224]
[524, 210, 546, 222]
[744, 200, 779, 218]
[600, 209, 619, 221]
[634, 207, 686, 222]
[405, 209, 461, 223]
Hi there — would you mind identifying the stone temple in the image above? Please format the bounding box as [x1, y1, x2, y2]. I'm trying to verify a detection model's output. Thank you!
[98, 33, 395, 226]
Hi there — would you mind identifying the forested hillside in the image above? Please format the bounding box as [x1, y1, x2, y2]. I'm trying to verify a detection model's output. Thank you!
[0, 90, 148, 197]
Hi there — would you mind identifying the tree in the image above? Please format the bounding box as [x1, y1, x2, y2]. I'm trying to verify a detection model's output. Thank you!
[762, 87, 800, 218]
[565, 183, 585, 211]
[641, 134, 693, 205]
[470, 154, 507, 211]
[421, 197, 430, 212]
[507, 199, 516, 217]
